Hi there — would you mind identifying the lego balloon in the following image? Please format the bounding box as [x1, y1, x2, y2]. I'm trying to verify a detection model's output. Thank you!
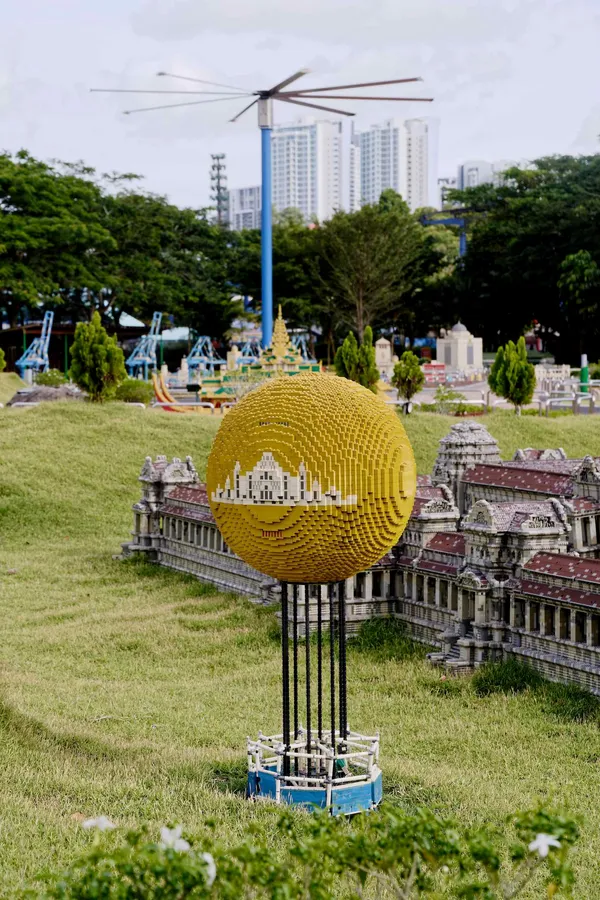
[207, 373, 416, 583]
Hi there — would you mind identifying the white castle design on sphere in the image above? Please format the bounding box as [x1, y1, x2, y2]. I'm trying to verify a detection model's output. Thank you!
[211, 452, 358, 508]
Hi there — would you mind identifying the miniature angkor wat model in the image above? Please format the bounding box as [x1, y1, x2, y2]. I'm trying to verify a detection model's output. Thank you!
[123, 421, 600, 694]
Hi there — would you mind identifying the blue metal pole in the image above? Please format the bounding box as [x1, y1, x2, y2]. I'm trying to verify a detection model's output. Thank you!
[459, 227, 467, 258]
[261, 125, 273, 349]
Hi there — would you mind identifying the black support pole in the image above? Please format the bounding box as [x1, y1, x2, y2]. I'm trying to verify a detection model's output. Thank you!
[338, 579, 348, 751]
[305, 584, 311, 760]
[292, 583, 299, 774]
[317, 584, 323, 742]
[281, 582, 290, 777]
[328, 582, 336, 761]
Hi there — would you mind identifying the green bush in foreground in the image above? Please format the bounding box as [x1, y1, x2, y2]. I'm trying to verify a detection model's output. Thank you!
[114, 378, 154, 405]
[0, 346, 5, 373]
[35, 369, 68, 387]
[34, 804, 579, 899]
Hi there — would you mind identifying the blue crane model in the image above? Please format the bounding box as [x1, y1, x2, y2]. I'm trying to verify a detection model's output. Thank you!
[126, 312, 163, 380]
[420, 208, 470, 257]
[237, 339, 261, 365]
[16, 311, 54, 379]
[187, 335, 225, 377]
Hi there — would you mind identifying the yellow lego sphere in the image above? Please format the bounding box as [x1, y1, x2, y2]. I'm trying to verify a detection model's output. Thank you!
[206, 373, 416, 583]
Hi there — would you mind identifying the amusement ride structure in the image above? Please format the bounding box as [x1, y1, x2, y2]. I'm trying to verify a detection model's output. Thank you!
[15, 311, 54, 379]
[92, 70, 432, 349]
[126, 311, 163, 380]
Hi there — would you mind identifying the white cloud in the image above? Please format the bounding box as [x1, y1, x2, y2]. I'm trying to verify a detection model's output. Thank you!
[131, 0, 541, 47]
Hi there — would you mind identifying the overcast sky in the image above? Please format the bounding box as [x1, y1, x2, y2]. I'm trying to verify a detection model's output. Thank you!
[2, 0, 599, 209]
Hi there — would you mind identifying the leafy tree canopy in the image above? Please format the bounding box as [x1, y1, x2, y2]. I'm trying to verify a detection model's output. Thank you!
[447, 155, 600, 363]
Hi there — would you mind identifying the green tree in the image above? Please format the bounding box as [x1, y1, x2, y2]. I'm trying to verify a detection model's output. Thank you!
[232, 213, 320, 342]
[0, 151, 115, 326]
[391, 351, 425, 411]
[558, 250, 600, 353]
[0, 347, 5, 373]
[488, 336, 536, 414]
[334, 326, 379, 393]
[69, 311, 126, 401]
[316, 195, 425, 342]
[447, 155, 600, 362]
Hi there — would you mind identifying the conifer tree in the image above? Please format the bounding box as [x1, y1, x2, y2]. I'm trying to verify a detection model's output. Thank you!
[488, 335, 535, 414]
[69, 311, 127, 402]
[334, 327, 379, 393]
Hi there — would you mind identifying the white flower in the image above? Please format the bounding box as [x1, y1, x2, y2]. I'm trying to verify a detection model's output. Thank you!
[159, 825, 190, 852]
[202, 852, 217, 887]
[528, 833, 561, 858]
[82, 816, 116, 832]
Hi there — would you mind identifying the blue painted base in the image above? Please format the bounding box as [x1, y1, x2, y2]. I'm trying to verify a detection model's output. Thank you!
[247, 765, 383, 816]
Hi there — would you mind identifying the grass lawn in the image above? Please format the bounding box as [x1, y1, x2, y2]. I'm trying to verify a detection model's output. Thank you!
[1, 403, 600, 896]
[0, 372, 26, 406]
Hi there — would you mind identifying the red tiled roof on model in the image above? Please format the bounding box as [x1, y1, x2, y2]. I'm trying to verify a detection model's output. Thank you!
[518, 579, 600, 609]
[571, 497, 600, 513]
[463, 464, 573, 497]
[464, 499, 567, 533]
[425, 532, 466, 555]
[167, 484, 210, 505]
[417, 475, 433, 486]
[502, 459, 582, 474]
[165, 504, 216, 523]
[524, 552, 600, 585]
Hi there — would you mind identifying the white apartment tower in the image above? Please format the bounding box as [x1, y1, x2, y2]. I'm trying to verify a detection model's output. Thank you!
[271, 119, 343, 222]
[350, 118, 438, 212]
[228, 186, 262, 231]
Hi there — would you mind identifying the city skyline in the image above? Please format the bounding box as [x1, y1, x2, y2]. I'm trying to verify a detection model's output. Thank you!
[2, 0, 599, 210]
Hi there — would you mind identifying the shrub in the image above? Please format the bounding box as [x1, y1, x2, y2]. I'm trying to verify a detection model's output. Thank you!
[0, 346, 5, 373]
[114, 378, 154, 404]
[434, 384, 467, 415]
[488, 336, 536, 415]
[35, 368, 67, 387]
[352, 617, 427, 661]
[34, 803, 579, 899]
[334, 326, 379, 393]
[472, 658, 544, 696]
[69, 311, 127, 402]
[540, 681, 600, 723]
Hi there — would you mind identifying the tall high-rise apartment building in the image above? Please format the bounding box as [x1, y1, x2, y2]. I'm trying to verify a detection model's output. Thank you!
[228, 186, 261, 231]
[437, 176, 458, 209]
[271, 119, 343, 222]
[349, 118, 438, 212]
[456, 159, 527, 191]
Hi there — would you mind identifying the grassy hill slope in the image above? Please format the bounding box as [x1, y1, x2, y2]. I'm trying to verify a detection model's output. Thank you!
[1, 403, 600, 895]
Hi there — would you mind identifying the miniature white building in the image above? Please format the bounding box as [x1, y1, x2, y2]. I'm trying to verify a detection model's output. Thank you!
[212, 452, 357, 507]
[435, 323, 483, 373]
[375, 337, 397, 380]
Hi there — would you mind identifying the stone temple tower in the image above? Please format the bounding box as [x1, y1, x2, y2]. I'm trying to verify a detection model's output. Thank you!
[431, 422, 501, 506]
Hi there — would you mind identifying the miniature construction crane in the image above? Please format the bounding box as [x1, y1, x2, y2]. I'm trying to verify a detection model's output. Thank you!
[291, 333, 314, 361]
[16, 311, 54, 379]
[126, 312, 163, 380]
[187, 335, 225, 377]
[237, 339, 261, 365]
